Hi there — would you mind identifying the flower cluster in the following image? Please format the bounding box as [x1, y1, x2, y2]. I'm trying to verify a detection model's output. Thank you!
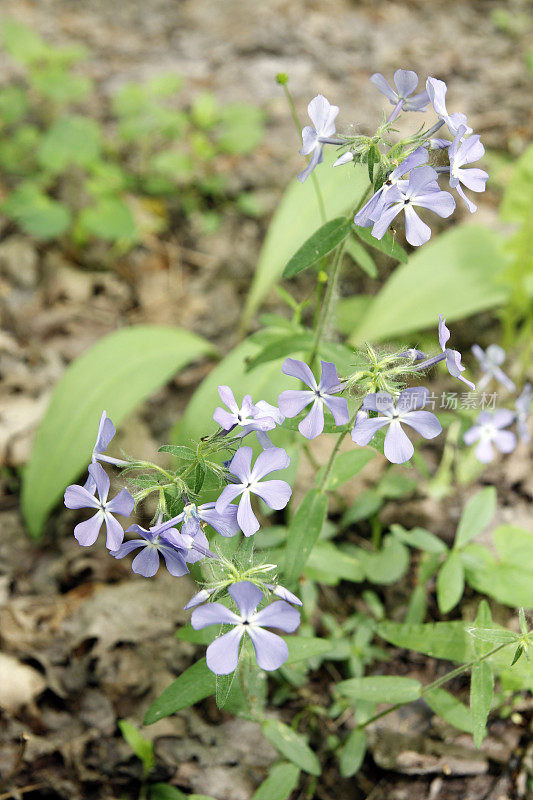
[297, 71, 488, 246]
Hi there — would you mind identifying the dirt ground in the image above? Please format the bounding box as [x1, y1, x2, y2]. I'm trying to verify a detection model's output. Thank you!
[0, 1, 532, 798]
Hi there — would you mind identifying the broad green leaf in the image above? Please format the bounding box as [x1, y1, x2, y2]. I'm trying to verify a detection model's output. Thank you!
[150, 785, 187, 800]
[242, 156, 367, 327]
[437, 552, 465, 614]
[345, 236, 378, 278]
[261, 719, 320, 776]
[463, 527, 533, 608]
[77, 197, 137, 242]
[2, 19, 49, 64]
[349, 226, 507, 344]
[283, 489, 328, 584]
[500, 142, 533, 222]
[376, 621, 475, 663]
[470, 661, 493, 747]
[317, 450, 375, 490]
[285, 636, 333, 664]
[144, 659, 216, 724]
[38, 115, 101, 173]
[454, 487, 497, 549]
[245, 332, 312, 371]
[282, 217, 352, 278]
[423, 688, 473, 734]
[252, 762, 300, 800]
[391, 524, 447, 555]
[306, 541, 364, 585]
[341, 490, 383, 526]
[338, 676, 421, 704]
[2, 184, 71, 239]
[351, 535, 409, 585]
[467, 628, 519, 645]
[339, 729, 367, 778]
[22, 325, 213, 537]
[353, 225, 408, 264]
[118, 720, 154, 774]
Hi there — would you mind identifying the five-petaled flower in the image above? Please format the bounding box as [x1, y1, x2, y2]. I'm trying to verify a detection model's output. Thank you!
[278, 358, 349, 439]
[213, 386, 276, 435]
[463, 409, 517, 463]
[426, 77, 472, 140]
[191, 581, 300, 674]
[64, 462, 134, 551]
[169, 502, 240, 538]
[471, 344, 515, 392]
[351, 387, 442, 464]
[370, 69, 429, 121]
[448, 126, 488, 213]
[298, 94, 339, 183]
[215, 446, 292, 536]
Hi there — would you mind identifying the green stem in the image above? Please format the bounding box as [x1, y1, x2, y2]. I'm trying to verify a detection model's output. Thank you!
[317, 406, 361, 492]
[357, 640, 510, 731]
[308, 240, 346, 368]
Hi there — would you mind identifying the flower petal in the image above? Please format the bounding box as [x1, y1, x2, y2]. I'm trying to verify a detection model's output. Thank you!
[228, 581, 263, 619]
[64, 483, 99, 510]
[74, 512, 104, 546]
[218, 385, 238, 412]
[214, 484, 243, 514]
[237, 491, 259, 537]
[266, 584, 303, 606]
[384, 421, 414, 464]
[362, 392, 394, 413]
[199, 502, 240, 537]
[475, 439, 495, 463]
[277, 390, 315, 418]
[463, 425, 481, 445]
[298, 146, 322, 183]
[300, 124, 319, 155]
[213, 407, 237, 429]
[299, 399, 324, 439]
[351, 416, 390, 446]
[206, 627, 244, 675]
[247, 627, 289, 671]
[494, 430, 517, 454]
[401, 410, 442, 439]
[228, 446, 253, 482]
[106, 488, 134, 517]
[492, 409, 515, 429]
[253, 479, 292, 510]
[191, 602, 241, 628]
[184, 588, 215, 611]
[88, 462, 110, 503]
[131, 546, 160, 577]
[251, 600, 301, 632]
[281, 358, 317, 389]
[160, 544, 191, 575]
[370, 73, 397, 104]
[318, 361, 341, 393]
[322, 394, 349, 425]
[104, 513, 125, 551]
[251, 447, 290, 480]
[397, 386, 429, 412]
[394, 69, 419, 99]
[93, 411, 116, 456]
[404, 204, 432, 247]
[438, 314, 451, 351]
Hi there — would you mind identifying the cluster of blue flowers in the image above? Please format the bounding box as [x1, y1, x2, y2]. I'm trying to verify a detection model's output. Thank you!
[298, 70, 489, 246]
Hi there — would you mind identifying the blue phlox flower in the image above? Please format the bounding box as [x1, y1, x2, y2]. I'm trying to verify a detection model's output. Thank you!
[471, 344, 515, 392]
[278, 358, 349, 439]
[298, 94, 340, 182]
[463, 409, 517, 463]
[370, 70, 429, 121]
[448, 126, 488, 212]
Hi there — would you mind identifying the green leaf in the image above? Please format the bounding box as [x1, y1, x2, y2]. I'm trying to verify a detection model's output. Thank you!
[471, 661, 493, 747]
[349, 226, 507, 344]
[252, 762, 300, 800]
[353, 225, 408, 264]
[150, 785, 187, 800]
[316, 450, 375, 490]
[376, 621, 475, 663]
[282, 217, 352, 279]
[144, 659, 216, 724]
[176, 625, 215, 645]
[285, 636, 333, 664]
[463, 526, 533, 608]
[217, 103, 265, 155]
[1, 19, 49, 64]
[118, 720, 155, 774]
[345, 236, 378, 278]
[467, 628, 519, 645]
[338, 676, 421, 704]
[261, 719, 320, 776]
[500, 142, 533, 222]
[423, 688, 473, 734]
[38, 115, 101, 173]
[77, 197, 137, 242]
[437, 551, 465, 614]
[341, 490, 383, 526]
[352, 535, 409, 585]
[22, 325, 213, 537]
[390, 524, 448, 555]
[339, 729, 367, 778]
[2, 184, 71, 239]
[283, 490, 328, 584]
[159, 445, 196, 461]
[245, 333, 312, 371]
[242, 156, 367, 327]
[454, 487, 497, 549]
[306, 541, 364, 585]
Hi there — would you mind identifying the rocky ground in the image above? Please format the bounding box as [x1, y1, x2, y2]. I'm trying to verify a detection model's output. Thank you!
[0, 0, 532, 798]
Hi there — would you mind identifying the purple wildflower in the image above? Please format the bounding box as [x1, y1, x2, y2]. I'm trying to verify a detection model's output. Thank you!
[64, 462, 134, 551]
[463, 409, 517, 463]
[298, 94, 340, 183]
[278, 358, 349, 440]
[215, 446, 292, 537]
[191, 581, 300, 674]
[351, 388, 442, 464]
[169, 501, 240, 538]
[371, 166, 455, 247]
[354, 147, 429, 227]
[438, 315, 475, 390]
[370, 70, 429, 121]
[426, 77, 472, 140]
[472, 344, 515, 392]
[251, 400, 285, 448]
[448, 126, 488, 212]
[213, 386, 276, 436]
[515, 383, 531, 443]
[184, 587, 215, 610]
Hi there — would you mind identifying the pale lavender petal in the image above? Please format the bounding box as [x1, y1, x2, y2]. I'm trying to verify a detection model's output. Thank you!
[252, 400, 285, 426]
[300, 125, 319, 156]
[93, 411, 116, 456]
[112, 539, 145, 558]
[322, 394, 349, 425]
[106, 488, 134, 517]
[126, 523, 153, 542]
[218, 385, 238, 412]
[384, 421, 414, 464]
[459, 135, 485, 163]
[456, 185, 477, 213]
[414, 190, 456, 217]
[160, 546, 190, 576]
[215, 484, 243, 514]
[237, 491, 259, 537]
[184, 588, 215, 610]
[389, 147, 429, 181]
[397, 387, 429, 412]
[426, 77, 448, 117]
[181, 515, 201, 538]
[493, 430, 517, 454]
[104, 513, 125, 551]
[131, 546, 160, 577]
[74, 512, 104, 546]
[191, 602, 241, 628]
[354, 188, 385, 227]
[404, 89, 429, 112]
[318, 361, 342, 393]
[247, 627, 289, 671]
[251, 447, 290, 480]
[475, 439, 495, 463]
[370, 73, 397, 104]
[298, 146, 321, 183]
[459, 168, 488, 193]
[266, 584, 303, 606]
[213, 407, 237, 429]
[64, 483, 99, 510]
[206, 627, 244, 675]
[351, 416, 390, 446]
[401, 410, 442, 439]
[362, 392, 394, 412]
[393, 69, 419, 99]
[229, 581, 263, 619]
[88, 462, 110, 503]
[299, 399, 324, 439]
[252, 600, 301, 632]
[282, 358, 317, 389]
[199, 502, 240, 537]
[463, 425, 481, 445]
[253, 479, 292, 510]
[333, 151, 353, 167]
[371, 202, 403, 240]
[404, 204, 432, 246]
[278, 389, 315, 418]
[406, 165, 439, 195]
[438, 314, 451, 351]
[492, 409, 515, 429]
[228, 446, 253, 482]
[307, 94, 338, 135]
